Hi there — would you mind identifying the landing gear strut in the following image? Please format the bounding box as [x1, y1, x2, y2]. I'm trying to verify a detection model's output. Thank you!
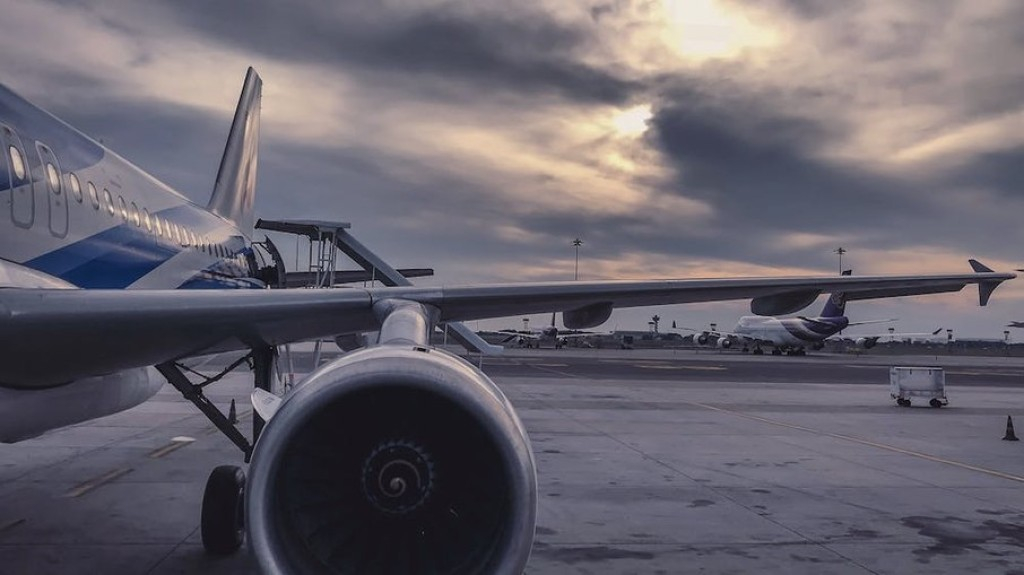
[156, 346, 278, 555]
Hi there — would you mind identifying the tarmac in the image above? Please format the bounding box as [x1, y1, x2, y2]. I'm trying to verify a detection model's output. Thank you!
[3, 346, 1024, 574]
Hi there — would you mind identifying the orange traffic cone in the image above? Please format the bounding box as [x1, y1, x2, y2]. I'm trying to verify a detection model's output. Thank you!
[1003, 416, 1019, 441]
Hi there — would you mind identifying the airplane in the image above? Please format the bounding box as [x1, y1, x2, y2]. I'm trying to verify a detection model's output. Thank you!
[0, 68, 1014, 575]
[685, 286, 945, 356]
[486, 313, 596, 348]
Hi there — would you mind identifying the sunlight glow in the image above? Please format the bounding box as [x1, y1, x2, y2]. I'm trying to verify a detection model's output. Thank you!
[612, 104, 652, 137]
[660, 0, 777, 60]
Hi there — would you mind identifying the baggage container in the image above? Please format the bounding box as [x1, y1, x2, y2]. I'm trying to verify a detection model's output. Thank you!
[889, 366, 946, 408]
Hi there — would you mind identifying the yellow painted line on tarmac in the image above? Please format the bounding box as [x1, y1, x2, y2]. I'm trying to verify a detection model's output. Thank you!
[64, 467, 133, 498]
[690, 401, 1024, 485]
[0, 518, 25, 534]
[148, 436, 196, 459]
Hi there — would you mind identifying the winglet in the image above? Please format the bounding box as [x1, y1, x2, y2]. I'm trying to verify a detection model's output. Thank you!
[969, 259, 994, 273]
[969, 259, 1001, 306]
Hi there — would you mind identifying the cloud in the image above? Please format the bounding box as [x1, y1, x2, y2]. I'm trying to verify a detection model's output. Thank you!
[1, 0, 1022, 335]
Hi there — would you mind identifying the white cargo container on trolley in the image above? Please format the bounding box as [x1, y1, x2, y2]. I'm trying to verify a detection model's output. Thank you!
[890, 366, 947, 408]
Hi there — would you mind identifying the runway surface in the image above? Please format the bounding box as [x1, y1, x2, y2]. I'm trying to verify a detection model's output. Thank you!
[3, 347, 1024, 573]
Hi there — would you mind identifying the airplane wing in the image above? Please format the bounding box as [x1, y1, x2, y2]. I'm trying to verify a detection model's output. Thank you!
[831, 328, 945, 343]
[0, 265, 1012, 387]
[795, 316, 896, 329]
[845, 318, 898, 327]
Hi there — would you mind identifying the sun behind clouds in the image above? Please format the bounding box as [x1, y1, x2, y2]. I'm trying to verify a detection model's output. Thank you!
[660, 0, 778, 61]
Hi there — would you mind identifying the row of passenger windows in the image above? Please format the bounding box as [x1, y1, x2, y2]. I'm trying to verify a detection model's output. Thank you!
[6, 143, 237, 259]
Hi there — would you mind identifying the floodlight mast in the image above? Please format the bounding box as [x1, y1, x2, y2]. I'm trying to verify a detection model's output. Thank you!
[572, 238, 583, 281]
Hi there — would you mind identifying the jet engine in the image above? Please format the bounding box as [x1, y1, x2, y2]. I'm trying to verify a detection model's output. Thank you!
[855, 337, 878, 349]
[717, 337, 733, 349]
[696, 334, 709, 345]
[246, 345, 537, 575]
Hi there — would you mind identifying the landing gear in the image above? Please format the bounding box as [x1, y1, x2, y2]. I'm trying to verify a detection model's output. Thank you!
[771, 348, 782, 356]
[752, 347, 764, 355]
[157, 347, 279, 557]
[202, 465, 246, 554]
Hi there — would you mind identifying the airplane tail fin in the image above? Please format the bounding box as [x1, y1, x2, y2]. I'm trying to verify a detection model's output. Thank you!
[208, 68, 262, 236]
[820, 269, 852, 318]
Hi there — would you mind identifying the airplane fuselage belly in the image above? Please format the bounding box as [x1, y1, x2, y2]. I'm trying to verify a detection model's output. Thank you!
[0, 367, 163, 443]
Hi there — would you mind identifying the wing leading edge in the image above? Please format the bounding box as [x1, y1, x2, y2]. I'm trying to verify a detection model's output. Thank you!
[0, 265, 1012, 387]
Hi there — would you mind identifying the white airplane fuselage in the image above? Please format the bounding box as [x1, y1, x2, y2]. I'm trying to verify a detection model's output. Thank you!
[0, 76, 262, 440]
[732, 314, 849, 349]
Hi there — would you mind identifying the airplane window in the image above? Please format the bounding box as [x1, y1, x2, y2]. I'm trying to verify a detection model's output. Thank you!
[142, 208, 151, 232]
[45, 163, 61, 194]
[174, 224, 183, 245]
[118, 196, 128, 221]
[68, 173, 83, 203]
[153, 215, 162, 237]
[8, 146, 25, 180]
[130, 202, 141, 226]
[103, 188, 114, 215]
[87, 182, 100, 209]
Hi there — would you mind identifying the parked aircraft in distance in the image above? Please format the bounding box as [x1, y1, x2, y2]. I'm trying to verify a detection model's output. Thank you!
[0, 68, 1014, 575]
[484, 313, 595, 348]
[686, 287, 947, 356]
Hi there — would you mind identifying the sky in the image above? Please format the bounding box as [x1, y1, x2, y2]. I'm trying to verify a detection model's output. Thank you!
[1, 0, 1022, 337]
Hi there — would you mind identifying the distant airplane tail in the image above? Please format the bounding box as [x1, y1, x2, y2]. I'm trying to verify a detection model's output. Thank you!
[208, 67, 262, 236]
[819, 269, 852, 318]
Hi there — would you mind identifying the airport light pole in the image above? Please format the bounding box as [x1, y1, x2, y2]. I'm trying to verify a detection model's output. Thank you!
[833, 247, 846, 275]
[572, 238, 583, 280]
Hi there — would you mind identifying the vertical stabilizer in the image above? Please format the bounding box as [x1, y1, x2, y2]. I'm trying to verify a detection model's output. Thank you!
[208, 68, 261, 235]
[820, 269, 852, 317]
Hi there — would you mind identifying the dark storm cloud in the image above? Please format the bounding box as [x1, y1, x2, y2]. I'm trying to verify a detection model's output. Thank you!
[642, 75, 1024, 271]
[133, 0, 640, 105]
[939, 146, 1024, 197]
[651, 85, 917, 226]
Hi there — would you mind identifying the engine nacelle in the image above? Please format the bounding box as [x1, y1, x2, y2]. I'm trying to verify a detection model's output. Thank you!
[855, 337, 877, 349]
[696, 334, 709, 345]
[717, 337, 732, 349]
[247, 345, 537, 575]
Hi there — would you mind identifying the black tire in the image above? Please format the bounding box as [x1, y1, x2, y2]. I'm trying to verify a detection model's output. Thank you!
[202, 465, 246, 555]
[771, 349, 782, 356]
[929, 398, 942, 408]
[753, 348, 764, 355]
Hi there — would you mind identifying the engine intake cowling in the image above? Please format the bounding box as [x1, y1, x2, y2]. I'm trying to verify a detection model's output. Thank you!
[855, 337, 878, 349]
[247, 345, 537, 575]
